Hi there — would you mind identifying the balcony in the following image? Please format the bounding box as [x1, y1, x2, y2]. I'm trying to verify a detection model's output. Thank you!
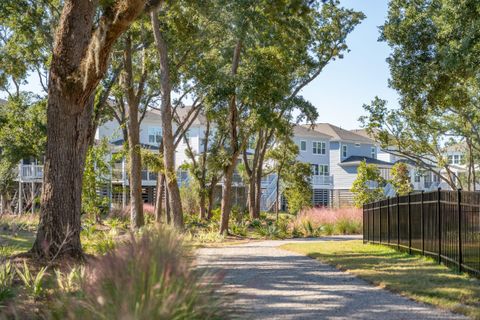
[17, 165, 43, 181]
[311, 175, 333, 186]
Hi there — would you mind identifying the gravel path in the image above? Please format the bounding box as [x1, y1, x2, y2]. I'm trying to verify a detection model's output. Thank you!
[197, 236, 467, 320]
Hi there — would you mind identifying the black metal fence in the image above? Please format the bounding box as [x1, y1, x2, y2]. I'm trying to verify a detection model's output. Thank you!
[363, 189, 480, 276]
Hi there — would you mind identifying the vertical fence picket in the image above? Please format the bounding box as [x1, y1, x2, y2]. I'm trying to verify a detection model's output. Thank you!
[437, 188, 442, 264]
[408, 192, 412, 254]
[421, 190, 424, 255]
[396, 194, 400, 250]
[387, 197, 390, 244]
[457, 189, 463, 272]
[379, 200, 382, 243]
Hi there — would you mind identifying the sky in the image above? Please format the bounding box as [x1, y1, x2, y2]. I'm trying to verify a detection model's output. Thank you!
[1, 1, 399, 130]
[300, 0, 399, 130]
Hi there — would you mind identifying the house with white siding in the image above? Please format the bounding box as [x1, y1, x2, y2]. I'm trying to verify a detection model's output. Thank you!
[9, 107, 467, 214]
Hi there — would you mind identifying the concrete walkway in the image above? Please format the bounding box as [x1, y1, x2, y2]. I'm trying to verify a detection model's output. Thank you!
[197, 236, 467, 320]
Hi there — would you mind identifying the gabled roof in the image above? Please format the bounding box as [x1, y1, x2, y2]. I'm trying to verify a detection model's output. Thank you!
[0, 98, 7, 105]
[293, 125, 333, 139]
[307, 123, 373, 144]
[149, 106, 207, 126]
[339, 156, 394, 168]
[443, 142, 466, 153]
[110, 139, 159, 150]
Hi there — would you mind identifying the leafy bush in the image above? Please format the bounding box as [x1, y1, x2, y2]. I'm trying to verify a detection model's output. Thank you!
[230, 221, 248, 237]
[53, 228, 228, 319]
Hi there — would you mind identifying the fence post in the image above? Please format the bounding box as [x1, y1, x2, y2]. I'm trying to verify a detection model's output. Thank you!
[379, 200, 382, 243]
[367, 204, 370, 242]
[387, 197, 390, 244]
[421, 190, 425, 255]
[408, 192, 412, 255]
[397, 193, 400, 249]
[372, 201, 375, 243]
[437, 187, 442, 264]
[457, 189, 463, 272]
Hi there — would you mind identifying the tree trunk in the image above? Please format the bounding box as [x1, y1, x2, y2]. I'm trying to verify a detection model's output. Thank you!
[220, 166, 235, 234]
[151, 10, 183, 229]
[207, 185, 215, 220]
[31, 95, 93, 259]
[154, 173, 165, 223]
[199, 190, 207, 220]
[248, 172, 257, 219]
[126, 100, 144, 229]
[165, 186, 171, 224]
[30, 0, 146, 260]
[275, 169, 280, 221]
[254, 164, 263, 218]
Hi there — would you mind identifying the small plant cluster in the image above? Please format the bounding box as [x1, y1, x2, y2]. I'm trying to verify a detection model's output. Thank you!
[290, 207, 362, 237]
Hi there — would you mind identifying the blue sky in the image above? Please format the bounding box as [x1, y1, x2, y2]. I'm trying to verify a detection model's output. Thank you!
[2, 1, 398, 130]
[301, 0, 399, 130]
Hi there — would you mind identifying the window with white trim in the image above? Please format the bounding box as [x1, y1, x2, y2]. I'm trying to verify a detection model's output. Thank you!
[311, 164, 329, 176]
[148, 127, 162, 144]
[300, 140, 307, 152]
[371, 146, 376, 159]
[342, 144, 347, 158]
[313, 141, 326, 155]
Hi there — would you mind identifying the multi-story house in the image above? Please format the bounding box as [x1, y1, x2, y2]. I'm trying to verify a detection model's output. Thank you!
[8, 107, 471, 214]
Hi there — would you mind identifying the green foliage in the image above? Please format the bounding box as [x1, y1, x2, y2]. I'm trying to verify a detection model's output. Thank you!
[0, 260, 15, 305]
[350, 161, 385, 208]
[283, 162, 312, 214]
[179, 183, 200, 216]
[362, 0, 480, 191]
[81, 139, 111, 218]
[54, 267, 84, 294]
[390, 162, 413, 196]
[15, 260, 47, 299]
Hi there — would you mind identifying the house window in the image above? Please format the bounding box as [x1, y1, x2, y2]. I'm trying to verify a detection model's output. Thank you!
[148, 127, 162, 144]
[313, 141, 326, 155]
[453, 154, 461, 164]
[300, 140, 307, 152]
[371, 147, 376, 159]
[319, 165, 329, 176]
[342, 145, 347, 158]
[414, 173, 421, 183]
[447, 155, 453, 164]
[311, 164, 319, 176]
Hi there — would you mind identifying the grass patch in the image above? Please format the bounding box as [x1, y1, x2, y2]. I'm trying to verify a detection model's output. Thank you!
[281, 240, 480, 319]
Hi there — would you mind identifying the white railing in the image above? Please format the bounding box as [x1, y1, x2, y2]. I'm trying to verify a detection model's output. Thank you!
[19, 165, 43, 181]
[260, 174, 278, 211]
[311, 175, 333, 186]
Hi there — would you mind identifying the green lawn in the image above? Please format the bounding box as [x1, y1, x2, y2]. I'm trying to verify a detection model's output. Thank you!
[281, 240, 480, 319]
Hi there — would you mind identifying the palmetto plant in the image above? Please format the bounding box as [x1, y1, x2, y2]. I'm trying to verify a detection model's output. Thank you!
[15, 260, 47, 299]
[0, 260, 15, 304]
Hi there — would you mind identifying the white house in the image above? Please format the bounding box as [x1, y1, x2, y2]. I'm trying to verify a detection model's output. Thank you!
[9, 107, 470, 214]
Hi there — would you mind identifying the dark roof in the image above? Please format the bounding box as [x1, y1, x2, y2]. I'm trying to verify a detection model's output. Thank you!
[340, 156, 394, 167]
[110, 139, 159, 150]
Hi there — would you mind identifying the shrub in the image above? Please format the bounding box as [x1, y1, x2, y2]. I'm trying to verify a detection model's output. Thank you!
[53, 227, 228, 319]
[291, 207, 362, 236]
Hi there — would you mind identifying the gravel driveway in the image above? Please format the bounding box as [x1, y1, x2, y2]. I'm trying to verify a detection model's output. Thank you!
[196, 236, 467, 320]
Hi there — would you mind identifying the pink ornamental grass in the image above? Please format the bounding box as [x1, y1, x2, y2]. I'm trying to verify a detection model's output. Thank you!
[291, 207, 363, 235]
